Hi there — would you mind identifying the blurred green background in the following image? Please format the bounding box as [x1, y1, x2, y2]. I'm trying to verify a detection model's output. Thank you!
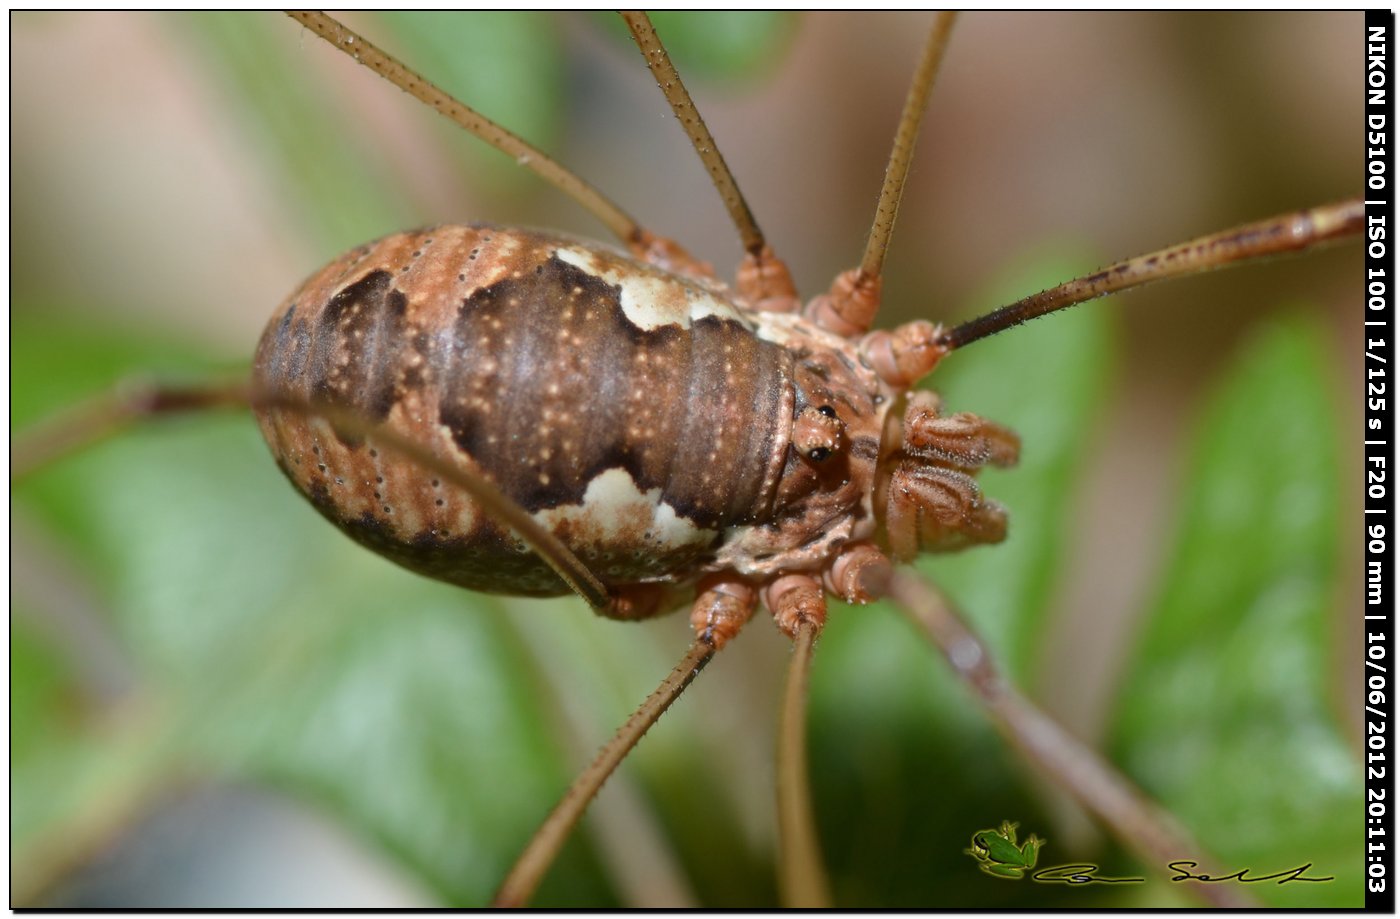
[12, 12, 1363, 907]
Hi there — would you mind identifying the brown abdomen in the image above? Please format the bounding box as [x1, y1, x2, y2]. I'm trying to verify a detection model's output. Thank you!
[252, 225, 793, 596]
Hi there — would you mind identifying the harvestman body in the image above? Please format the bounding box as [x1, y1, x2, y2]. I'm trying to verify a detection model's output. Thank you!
[13, 11, 1363, 908]
[252, 221, 1013, 638]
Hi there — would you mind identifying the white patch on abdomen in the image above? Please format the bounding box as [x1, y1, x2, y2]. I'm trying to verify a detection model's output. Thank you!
[532, 467, 714, 553]
[553, 246, 746, 332]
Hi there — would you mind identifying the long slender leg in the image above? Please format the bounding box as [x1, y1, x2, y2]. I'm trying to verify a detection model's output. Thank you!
[776, 620, 831, 908]
[854, 12, 956, 289]
[694, 571, 834, 907]
[493, 641, 715, 907]
[12, 378, 248, 480]
[805, 13, 957, 337]
[619, 11, 799, 307]
[941, 197, 1365, 350]
[494, 581, 756, 907]
[288, 12, 690, 266]
[887, 570, 1256, 908]
[498, 577, 761, 907]
[762, 574, 832, 907]
[862, 196, 1364, 389]
[621, 11, 766, 260]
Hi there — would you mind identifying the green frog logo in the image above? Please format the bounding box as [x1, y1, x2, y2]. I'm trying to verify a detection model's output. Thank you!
[965, 821, 1045, 879]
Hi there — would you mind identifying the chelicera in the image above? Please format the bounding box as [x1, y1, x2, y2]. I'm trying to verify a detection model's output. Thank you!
[12, 12, 1363, 908]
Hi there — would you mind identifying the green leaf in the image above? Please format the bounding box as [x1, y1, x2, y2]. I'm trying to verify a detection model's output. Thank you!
[1110, 317, 1359, 907]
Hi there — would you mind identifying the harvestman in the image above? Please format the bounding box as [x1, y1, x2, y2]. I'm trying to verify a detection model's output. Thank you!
[13, 12, 1363, 907]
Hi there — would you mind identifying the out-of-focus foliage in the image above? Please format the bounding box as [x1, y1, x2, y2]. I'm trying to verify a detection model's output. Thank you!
[1110, 319, 1360, 907]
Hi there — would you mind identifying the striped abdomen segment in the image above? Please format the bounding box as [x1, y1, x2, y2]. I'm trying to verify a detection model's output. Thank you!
[253, 225, 794, 595]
